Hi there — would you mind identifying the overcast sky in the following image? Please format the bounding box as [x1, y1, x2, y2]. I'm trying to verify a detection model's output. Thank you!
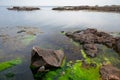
[0, 0, 120, 6]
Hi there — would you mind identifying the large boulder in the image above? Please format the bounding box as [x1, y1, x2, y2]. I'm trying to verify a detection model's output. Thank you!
[100, 65, 120, 80]
[30, 46, 65, 73]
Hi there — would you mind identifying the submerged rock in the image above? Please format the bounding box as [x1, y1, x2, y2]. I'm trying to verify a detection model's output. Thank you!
[30, 46, 65, 74]
[65, 28, 120, 57]
[100, 64, 120, 80]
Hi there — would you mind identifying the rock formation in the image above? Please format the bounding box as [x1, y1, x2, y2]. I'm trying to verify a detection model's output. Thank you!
[65, 28, 120, 57]
[100, 64, 120, 80]
[30, 46, 65, 74]
[52, 5, 120, 13]
[7, 6, 40, 11]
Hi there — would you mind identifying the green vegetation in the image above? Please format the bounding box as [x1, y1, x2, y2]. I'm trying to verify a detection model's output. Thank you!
[70, 39, 80, 47]
[33, 34, 120, 80]
[0, 58, 22, 71]
[41, 61, 100, 80]
[21, 35, 36, 46]
[61, 31, 66, 35]
[35, 50, 101, 80]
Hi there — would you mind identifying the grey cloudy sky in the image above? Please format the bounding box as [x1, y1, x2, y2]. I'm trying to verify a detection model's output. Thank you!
[0, 0, 120, 6]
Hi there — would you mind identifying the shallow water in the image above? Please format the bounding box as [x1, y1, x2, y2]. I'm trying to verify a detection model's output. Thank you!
[0, 6, 120, 80]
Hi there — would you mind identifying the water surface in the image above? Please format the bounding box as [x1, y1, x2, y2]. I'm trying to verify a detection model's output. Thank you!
[0, 6, 120, 80]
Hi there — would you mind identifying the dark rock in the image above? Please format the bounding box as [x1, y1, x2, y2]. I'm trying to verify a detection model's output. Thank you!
[30, 46, 65, 73]
[73, 30, 82, 34]
[78, 33, 95, 44]
[17, 30, 26, 33]
[96, 32, 111, 37]
[65, 32, 73, 37]
[83, 44, 98, 57]
[83, 28, 97, 34]
[115, 38, 120, 53]
[7, 6, 40, 11]
[65, 28, 120, 57]
[61, 31, 64, 33]
[52, 5, 120, 13]
[100, 65, 120, 80]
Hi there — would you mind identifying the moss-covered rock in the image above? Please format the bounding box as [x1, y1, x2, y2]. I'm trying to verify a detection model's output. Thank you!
[33, 49, 101, 80]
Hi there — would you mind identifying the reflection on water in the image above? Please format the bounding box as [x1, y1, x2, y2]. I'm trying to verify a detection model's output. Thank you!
[0, 6, 120, 80]
[0, 6, 120, 32]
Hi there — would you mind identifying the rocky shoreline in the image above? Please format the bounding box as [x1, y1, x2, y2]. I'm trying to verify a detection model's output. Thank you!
[7, 6, 40, 11]
[30, 28, 120, 80]
[52, 5, 120, 12]
[65, 28, 120, 57]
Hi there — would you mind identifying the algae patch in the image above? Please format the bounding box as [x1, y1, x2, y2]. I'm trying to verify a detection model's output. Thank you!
[35, 50, 101, 80]
[21, 35, 36, 46]
[0, 58, 22, 71]
[40, 60, 100, 80]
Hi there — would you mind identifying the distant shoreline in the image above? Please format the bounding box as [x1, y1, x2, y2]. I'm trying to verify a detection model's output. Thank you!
[52, 5, 120, 13]
[7, 6, 40, 11]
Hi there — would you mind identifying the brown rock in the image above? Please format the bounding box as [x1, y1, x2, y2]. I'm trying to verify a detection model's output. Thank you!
[31, 46, 65, 73]
[65, 28, 120, 57]
[84, 28, 97, 34]
[115, 38, 120, 53]
[65, 32, 73, 37]
[83, 44, 98, 57]
[100, 65, 120, 80]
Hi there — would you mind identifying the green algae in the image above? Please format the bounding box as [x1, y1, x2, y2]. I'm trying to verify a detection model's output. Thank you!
[35, 49, 101, 80]
[41, 60, 101, 80]
[70, 39, 80, 47]
[21, 35, 36, 46]
[0, 58, 22, 71]
[61, 31, 66, 35]
[33, 33, 120, 80]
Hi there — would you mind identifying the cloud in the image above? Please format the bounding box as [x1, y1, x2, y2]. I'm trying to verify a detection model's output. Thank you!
[0, 0, 120, 6]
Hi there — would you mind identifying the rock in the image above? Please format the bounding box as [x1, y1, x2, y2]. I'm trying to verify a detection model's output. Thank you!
[65, 32, 73, 37]
[30, 46, 65, 73]
[100, 65, 120, 80]
[7, 6, 40, 11]
[115, 38, 120, 53]
[73, 30, 82, 34]
[78, 33, 95, 44]
[61, 31, 65, 33]
[52, 5, 120, 12]
[17, 30, 26, 33]
[83, 44, 98, 57]
[83, 28, 97, 34]
[65, 28, 120, 57]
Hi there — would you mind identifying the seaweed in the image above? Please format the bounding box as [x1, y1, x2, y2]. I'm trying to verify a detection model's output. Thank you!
[36, 49, 101, 80]
[21, 35, 36, 46]
[0, 58, 22, 71]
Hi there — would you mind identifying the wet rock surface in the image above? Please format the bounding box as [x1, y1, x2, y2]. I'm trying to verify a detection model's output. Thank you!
[100, 64, 120, 80]
[30, 46, 65, 74]
[65, 28, 120, 57]
[7, 6, 40, 11]
[83, 44, 98, 57]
